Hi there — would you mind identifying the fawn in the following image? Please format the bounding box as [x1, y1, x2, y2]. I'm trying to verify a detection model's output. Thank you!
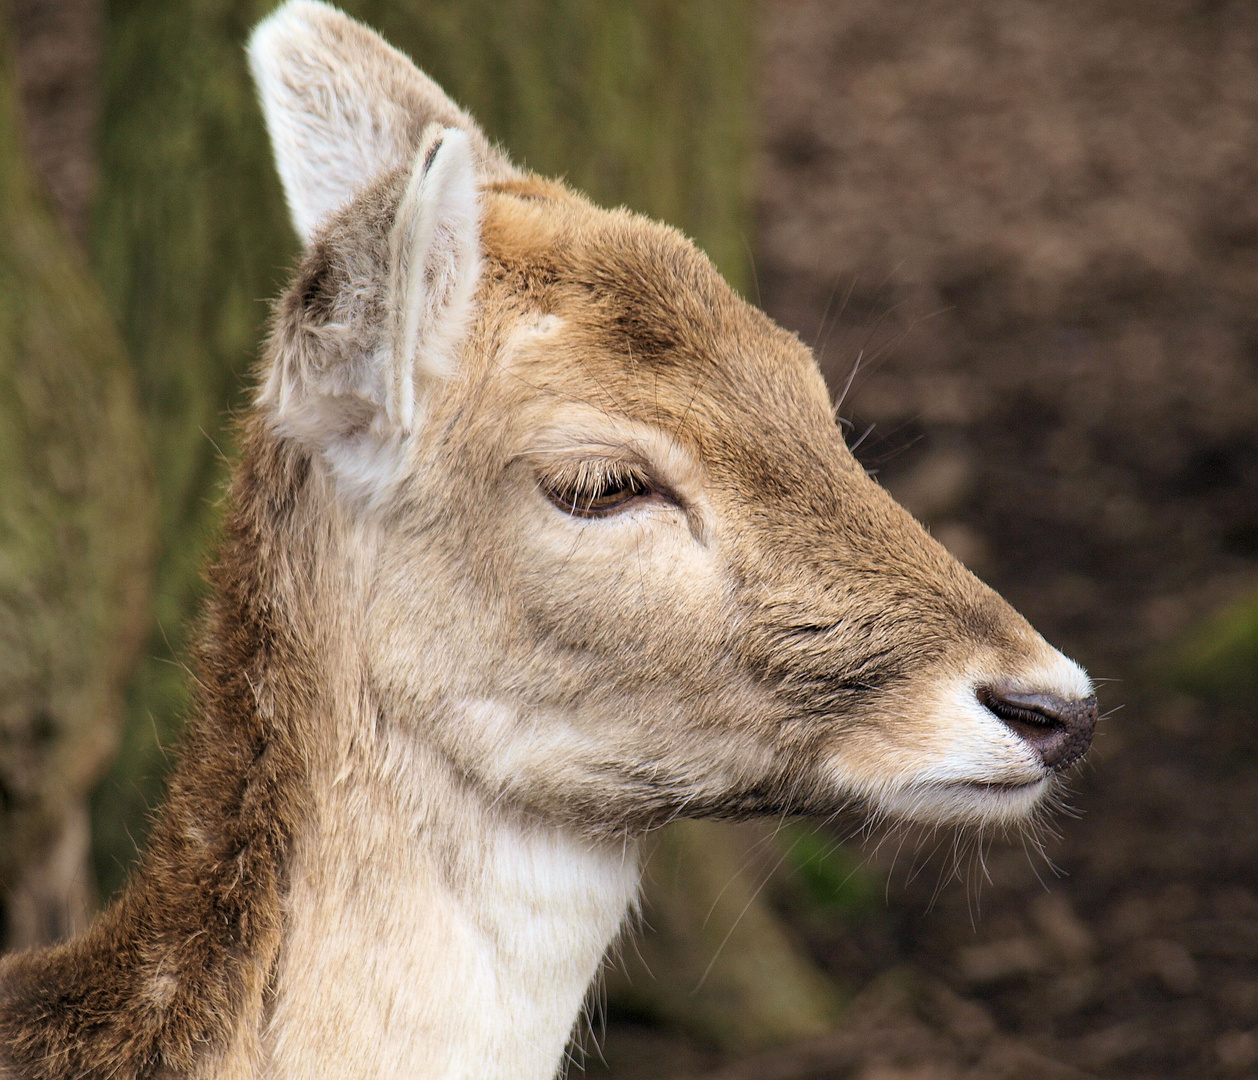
[0, 4, 1096, 1078]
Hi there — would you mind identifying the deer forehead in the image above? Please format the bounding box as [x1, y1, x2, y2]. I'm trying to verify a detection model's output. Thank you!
[442, 185, 854, 491]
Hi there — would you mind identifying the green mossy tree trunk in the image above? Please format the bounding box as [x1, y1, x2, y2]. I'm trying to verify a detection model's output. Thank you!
[612, 820, 843, 1048]
[88, 0, 837, 1047]
[345, 0, 755, 291]
[88, 0, 299, 887]
[0, 8, 153, 950]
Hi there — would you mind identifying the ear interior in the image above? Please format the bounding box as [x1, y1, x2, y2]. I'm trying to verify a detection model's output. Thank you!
[261, 125, 481, 500]
[385, 126, 481, 432]
[248, 0, 513, 244]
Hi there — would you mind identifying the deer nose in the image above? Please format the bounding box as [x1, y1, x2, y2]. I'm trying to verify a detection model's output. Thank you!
[977, 685, 1098, 771]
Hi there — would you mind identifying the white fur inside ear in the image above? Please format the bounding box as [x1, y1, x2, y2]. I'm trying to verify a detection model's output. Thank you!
[386, 126, 481, 432]
[249, 1, 423, 242]
[257, 126, 480, 506]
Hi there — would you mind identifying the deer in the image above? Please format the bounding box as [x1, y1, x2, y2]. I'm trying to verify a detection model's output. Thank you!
[0, 3, 1098, 1078]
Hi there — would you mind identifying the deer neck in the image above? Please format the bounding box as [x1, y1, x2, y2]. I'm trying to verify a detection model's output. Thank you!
[0, 443, 638, 1080]
[217, 453, 642, 1080]
[261, 703, 641, 1080]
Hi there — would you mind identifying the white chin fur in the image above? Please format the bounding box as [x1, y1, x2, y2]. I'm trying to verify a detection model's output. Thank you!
[873, 776, 1053, 829]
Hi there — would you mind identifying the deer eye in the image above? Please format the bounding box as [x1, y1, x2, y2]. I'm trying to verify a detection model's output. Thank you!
[541, 462, 653, 518]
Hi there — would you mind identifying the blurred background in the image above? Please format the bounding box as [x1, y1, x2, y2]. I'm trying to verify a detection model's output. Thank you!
[2, 1, 1256, 1077]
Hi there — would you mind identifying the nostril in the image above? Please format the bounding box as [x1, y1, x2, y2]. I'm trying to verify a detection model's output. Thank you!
[977, 685, 1098, 772]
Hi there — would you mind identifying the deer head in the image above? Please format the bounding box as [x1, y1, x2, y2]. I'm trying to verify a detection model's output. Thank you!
[247, 0, 1096, 842]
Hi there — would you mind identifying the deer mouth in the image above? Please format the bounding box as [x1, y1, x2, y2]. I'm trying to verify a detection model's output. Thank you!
[869, 773, 1053, 828]
[955, 777, 1048, 793]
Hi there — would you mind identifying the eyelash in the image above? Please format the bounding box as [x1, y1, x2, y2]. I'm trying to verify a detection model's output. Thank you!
[540, 461, 654, 518]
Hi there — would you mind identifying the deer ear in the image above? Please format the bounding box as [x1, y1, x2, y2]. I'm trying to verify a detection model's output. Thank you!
[260, 124, 480, 499]
[248, 0, 513, 245]
[383, 124, 480, 432]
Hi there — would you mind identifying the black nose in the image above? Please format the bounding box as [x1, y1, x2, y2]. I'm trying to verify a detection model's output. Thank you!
[977, 685, 1098, 771]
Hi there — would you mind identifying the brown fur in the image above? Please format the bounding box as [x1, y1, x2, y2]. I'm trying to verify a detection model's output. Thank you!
[0, 427, 332, 1076]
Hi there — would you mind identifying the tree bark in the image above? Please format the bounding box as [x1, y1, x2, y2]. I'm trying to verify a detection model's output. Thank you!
[0, 6, 153, 949]
[610, 821, 842, 1049]
[6, 0, 102, 249]
[86, 0, 299, 891]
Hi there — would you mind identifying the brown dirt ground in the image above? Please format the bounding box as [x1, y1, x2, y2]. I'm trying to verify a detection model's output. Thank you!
[593, 1, 1258, 1077]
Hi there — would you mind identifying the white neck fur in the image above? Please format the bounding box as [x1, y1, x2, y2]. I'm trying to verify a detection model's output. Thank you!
[259, 724, 641, 1080]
